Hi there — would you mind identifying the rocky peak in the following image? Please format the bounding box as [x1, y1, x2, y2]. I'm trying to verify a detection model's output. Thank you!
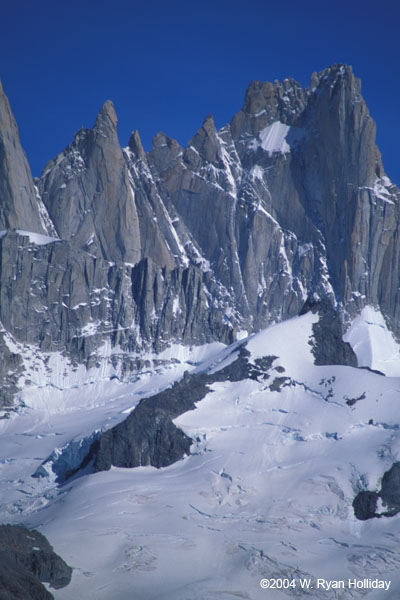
[231, 75, 309, 139]
[39, 99, 142, 264]
[128, 129, 146, 161]
[312, 63, 353, 87]
[231, 64, 362, 141]
[147, 131, 182, 173]
[94, 99, 118, 132]
[0, 82, 52, 234]
[188, 114, 222, 165]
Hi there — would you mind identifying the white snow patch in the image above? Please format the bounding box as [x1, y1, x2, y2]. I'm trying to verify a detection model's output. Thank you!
[344, 306, 400, 376]
[246, 312, 318, 377]
[373, 178, 395, 204]
[259, 122, 291, 155]
[16, 230, 60, 245]
[172, 296, 180, 316]
[250, 165, 265, 181]
[249, 121, 305, 157]
[236, 330, 248, 341]
[0, 230, 60, 245]
[80, 320, 101, 336]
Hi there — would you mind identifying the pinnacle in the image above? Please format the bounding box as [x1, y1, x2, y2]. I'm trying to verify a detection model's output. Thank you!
[128, 130, 146, 160]
[94, 100, 118, 130]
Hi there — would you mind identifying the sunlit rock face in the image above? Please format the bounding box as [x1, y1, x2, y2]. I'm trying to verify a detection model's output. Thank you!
[0, 64, 400, 407]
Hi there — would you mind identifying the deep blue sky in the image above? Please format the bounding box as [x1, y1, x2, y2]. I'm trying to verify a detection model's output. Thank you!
[1, 0, 399, 183]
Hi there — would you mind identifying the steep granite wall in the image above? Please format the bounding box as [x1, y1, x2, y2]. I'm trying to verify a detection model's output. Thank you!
[0, 64, 399, 407]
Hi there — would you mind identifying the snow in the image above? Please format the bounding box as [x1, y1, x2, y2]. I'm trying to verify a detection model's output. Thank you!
[236, 329, 248, 341]
[215, 130, 240, 197]
[79, 320, 102, 336]
[16, 230, 60, 245]
[359, 177, 397, 206]
[344, 306, 400, 376]
[246, 311, 318, 372]
[373, 178, 395, 204]
[2, 312, 400, 598]
[251, 165, 264, 181]
[259, 122, 291, 155]
[249, 122, 305, 158]
[0, 229, 60, 245]
[34, 184, 59, 237]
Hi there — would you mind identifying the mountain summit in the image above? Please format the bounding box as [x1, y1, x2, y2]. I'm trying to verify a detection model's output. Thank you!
[0, 64, 398, 408]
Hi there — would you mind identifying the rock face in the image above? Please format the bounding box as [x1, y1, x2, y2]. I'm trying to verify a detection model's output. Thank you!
[353, 462, 400, 520]
[300, 299, 357, 367]
[0, 64, 400, 407]
[0, 524, 72, 599]
[0, 82, 54, 235]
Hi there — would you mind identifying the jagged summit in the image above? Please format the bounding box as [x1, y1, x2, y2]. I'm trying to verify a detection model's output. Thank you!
[128, 129, 146, 160]
[94, 99, 118, 130]
[0, 66, 398, 408]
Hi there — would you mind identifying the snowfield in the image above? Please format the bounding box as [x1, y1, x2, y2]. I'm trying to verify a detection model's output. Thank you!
[1, 309, 400, 598]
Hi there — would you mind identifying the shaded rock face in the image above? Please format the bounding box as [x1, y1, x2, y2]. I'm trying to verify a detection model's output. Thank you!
[353, 462, 400, 520]
[0, 83, 54, 235]
[353, 490, 380, 521]
[300, 298, 357, 367]
[0, 524, 72, 599]
[0, 64, 399, 406]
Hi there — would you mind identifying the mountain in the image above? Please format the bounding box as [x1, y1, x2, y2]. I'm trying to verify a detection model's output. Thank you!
[0, 63, 399, 410]
[1, 64, 400, 598]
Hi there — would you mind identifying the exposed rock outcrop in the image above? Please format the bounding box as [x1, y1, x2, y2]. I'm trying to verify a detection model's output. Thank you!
[353, 462, 400, 520]
[300, 298, 357, 367]
[0, 524, 72, 599]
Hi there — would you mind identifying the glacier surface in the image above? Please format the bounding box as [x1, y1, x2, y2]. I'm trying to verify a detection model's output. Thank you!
[1, 309, 400, 598]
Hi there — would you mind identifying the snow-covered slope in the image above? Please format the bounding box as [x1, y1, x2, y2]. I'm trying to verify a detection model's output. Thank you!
[344, 306, 400, 377]
[2, 308, 400, 598]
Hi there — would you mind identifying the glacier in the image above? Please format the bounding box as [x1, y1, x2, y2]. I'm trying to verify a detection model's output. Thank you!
[1, 310, 400, 598]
